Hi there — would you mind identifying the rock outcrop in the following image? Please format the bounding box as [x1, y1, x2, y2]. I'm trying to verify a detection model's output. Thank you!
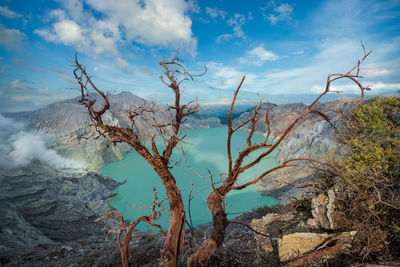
[0, 165, 121, 257]
[233, 97, 361, 199]
[0, 200, 54, 256]
[310, 185, 346, 230]
[278, 232, 331, 261]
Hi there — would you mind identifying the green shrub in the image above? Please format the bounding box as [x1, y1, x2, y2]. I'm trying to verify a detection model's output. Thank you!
[336, 96, 400, 261]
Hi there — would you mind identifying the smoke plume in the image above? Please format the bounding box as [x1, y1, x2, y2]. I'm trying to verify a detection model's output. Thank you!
[0, 114, 83, 170]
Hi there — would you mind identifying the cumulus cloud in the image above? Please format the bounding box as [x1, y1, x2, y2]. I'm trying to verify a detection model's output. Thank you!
[35, 0, 197, 60]
[0, 114, 83, 170]
[261, 1, 293, 25]
[239, 46, 279, 66]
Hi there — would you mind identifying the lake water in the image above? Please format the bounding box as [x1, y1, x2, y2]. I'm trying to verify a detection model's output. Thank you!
[100, 127, 279, 230]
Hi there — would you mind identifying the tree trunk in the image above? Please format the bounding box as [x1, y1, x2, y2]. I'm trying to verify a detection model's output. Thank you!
[155, 161, 186, 267]
[120, 246, 129, 267]
[186, 190, 228, 267]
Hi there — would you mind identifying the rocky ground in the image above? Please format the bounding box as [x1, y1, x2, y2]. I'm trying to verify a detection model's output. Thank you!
[0, 163, 126, 266]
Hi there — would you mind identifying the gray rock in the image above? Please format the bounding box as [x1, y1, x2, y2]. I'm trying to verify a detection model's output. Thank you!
[233, 98, 361, 194]
[0, 168, 121, 257]
[0, 200, 54, 255]
[311, 193, 330, 229]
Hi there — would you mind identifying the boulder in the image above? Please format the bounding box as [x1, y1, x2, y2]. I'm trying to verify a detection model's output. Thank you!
[278, 232, 331, 262]
[251, 213, 293, 254]
[278, 232, 356, 264]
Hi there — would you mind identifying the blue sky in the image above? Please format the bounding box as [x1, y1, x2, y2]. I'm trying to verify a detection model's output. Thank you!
[0, 0, 399, 112]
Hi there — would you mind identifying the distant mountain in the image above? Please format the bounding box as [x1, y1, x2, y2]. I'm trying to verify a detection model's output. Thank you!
[3, 92, 170, 169]
[2, 91, 227, 169]
[198, 104, 255, 124]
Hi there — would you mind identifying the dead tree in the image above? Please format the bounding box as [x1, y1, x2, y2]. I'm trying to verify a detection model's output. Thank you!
[74, 57, 204, 267]
[96, 186, 166, 267]
[186, 45, 372, 266]
[74, 44, 371, 267]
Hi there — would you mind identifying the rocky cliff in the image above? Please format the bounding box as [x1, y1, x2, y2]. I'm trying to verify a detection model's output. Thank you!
[234, 97, 360, 161]
[0, 164, 120, 258]
[233, 97, 361, 197]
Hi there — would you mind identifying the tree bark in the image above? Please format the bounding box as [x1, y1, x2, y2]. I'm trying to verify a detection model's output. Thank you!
[154, 160, 186, 267]
[120, 247, 129, 267]
[186, 190, 227, 267]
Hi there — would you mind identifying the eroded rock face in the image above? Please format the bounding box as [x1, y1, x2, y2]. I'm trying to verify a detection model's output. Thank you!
[311, 193, 330, 229]
[0, 168, 121, 256]
[0, 201, 54, 255]
[234, 98, 361, 199]
[278, 232, 331, 262]
[311, 187, 343, 230]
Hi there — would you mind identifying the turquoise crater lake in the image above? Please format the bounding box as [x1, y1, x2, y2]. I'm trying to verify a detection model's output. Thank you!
[100, 127, 279, 230]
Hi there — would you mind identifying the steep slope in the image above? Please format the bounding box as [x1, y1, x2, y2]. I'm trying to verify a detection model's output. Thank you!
[234, 98, 359, 161]
[0, 164, 121, 256]
[233, 98, 361, 194]
[3, 92, 169, 169]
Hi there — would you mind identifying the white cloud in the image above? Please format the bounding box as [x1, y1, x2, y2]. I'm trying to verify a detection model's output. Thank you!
[245, 39, 400, 95]
[35, 0, 197, 61]
[56, 0, 85, 21]
[239, 46, 279, 66]
[206, 62, 256, 91]
[113, 57, 133, 74]
[362, 63, 390, 77]
[34, 10, 116, 56]
[227, 13, 246, 39]
[261, 2, 293, 25]
[368, 82, 400, 91]
[86, 0, 196, 50]
[259, 40, 365, 94]
[0, 25, 26, 51]
[217, 13, 247, 43]
[307, 0, 400, 38]
[205, 7, 226, 21]
[11, 79, 26, 89]
[203, 98, 233, 105]
[37, 19, 86, 45]
[207, 62, 245, 89]
[0, 6, 23, 19]
[10, 95, 33, 103]
[216, 33, 232, 43]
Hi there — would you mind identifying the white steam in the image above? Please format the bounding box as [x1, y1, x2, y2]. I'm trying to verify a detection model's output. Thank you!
[0, 114, 83, 170]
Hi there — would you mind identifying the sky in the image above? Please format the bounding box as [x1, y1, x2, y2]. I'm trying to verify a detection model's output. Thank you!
[0, 0, 399, 112]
